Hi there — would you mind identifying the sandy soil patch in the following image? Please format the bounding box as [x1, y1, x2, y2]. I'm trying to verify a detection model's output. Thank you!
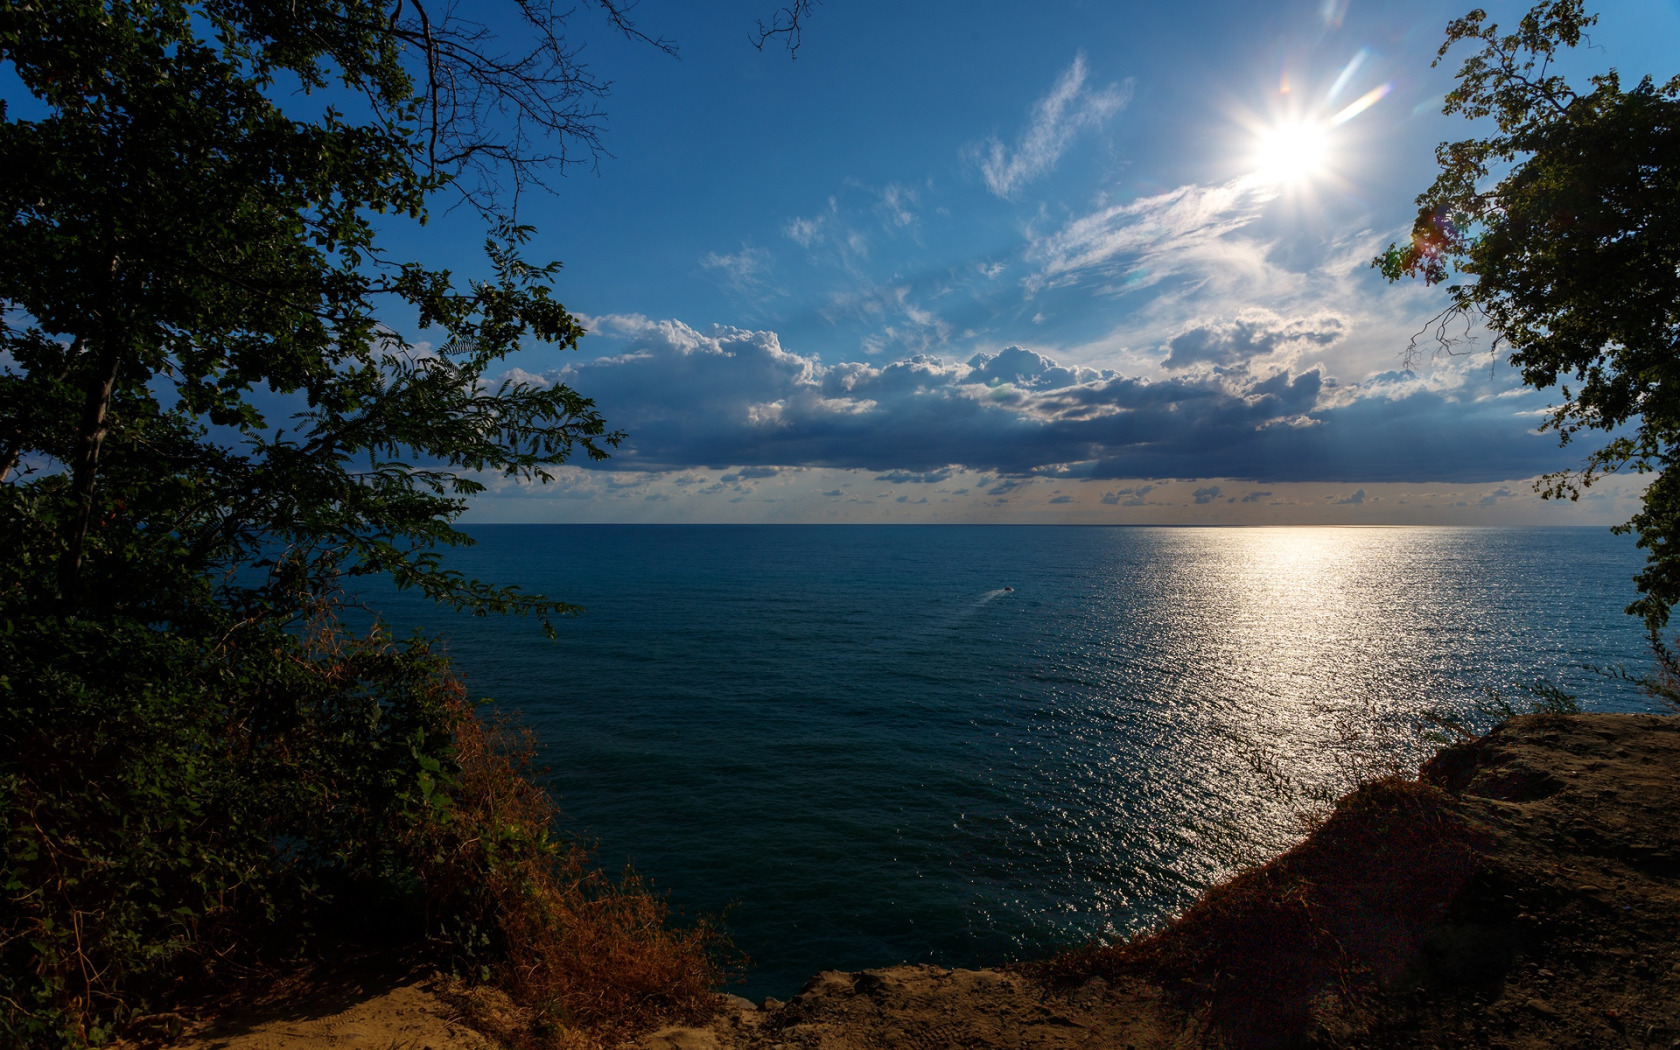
[157, 975, 493, 1050]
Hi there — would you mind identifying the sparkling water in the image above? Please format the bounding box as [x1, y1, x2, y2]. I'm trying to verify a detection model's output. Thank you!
[370, 524, 1655, 997]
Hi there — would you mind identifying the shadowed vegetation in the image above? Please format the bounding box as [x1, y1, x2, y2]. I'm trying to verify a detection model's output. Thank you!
[0, 1, 731, 1045]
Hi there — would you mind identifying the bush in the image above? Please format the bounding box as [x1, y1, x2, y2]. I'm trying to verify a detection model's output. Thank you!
[0, 603, 725, 1048]
[423, 704, 728, 1046]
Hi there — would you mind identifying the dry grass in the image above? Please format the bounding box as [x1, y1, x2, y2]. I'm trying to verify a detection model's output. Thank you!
[409, 692, 730, 1049]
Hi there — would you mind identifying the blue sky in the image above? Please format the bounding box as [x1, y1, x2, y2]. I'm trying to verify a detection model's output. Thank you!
[410, 0, 1680, 524]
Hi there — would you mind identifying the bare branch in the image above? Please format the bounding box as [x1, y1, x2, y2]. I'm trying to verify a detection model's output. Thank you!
[570, 0, 678, 57]
[1400, 303, 1494, 372]
[753, 0, 819, 58]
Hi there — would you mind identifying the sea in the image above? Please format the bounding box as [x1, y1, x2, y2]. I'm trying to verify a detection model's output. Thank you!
[368, 524, 1658, 999]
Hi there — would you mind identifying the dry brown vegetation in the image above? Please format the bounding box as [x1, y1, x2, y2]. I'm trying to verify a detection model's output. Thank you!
[404, 693, 729, 1048]
[150, 711, 1678, 1050]
[120, 668, 732, 1050]
[1025, 712, 1680, 1049]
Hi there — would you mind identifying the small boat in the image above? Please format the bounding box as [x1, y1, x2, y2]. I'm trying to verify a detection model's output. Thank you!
[1003, 586, 1014, 592]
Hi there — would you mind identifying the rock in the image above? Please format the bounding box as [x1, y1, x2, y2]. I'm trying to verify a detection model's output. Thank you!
[853, 970, 893, 998]
[1526, 997, 1559, 1019]
[796, 971, 856, 999]
[637, 1025, 721, 1050]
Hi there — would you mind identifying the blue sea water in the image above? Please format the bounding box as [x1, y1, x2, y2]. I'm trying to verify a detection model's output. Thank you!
[369, 524, 1656, 999]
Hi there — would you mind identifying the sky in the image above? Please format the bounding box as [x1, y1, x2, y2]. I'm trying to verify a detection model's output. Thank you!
[408, 0, 1680, 525]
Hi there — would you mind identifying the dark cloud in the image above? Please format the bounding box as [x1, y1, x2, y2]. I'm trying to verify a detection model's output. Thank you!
[1241, 490, 1272, 503]
[1048, 494, 1075, 504]
[1479, 486, 1516, 506]
[1100, 483, 1155, 506]
[1192, 485, 1221, 504]
[538, 316, 1568, 485]
[719, 467, 778, 483]
[1333, 488, 1367, 505]
[876, 467, 954, 484]
[1366, 370, 1418, 385]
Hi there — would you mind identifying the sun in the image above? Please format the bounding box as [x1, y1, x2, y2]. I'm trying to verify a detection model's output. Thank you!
[1252, 118, 1332, 185]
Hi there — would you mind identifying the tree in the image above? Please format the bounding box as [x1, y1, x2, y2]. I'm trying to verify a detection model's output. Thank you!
[0, 0, 640, 625]
[1377, 1, 1680, 639]
[0, 2, 738, 1043]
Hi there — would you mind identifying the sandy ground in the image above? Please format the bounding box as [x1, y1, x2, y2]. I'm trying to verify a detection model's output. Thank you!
[158, 974, 494, 1050]
[635, 969, 1192, 1050]
[165, 713, 1679, 1050]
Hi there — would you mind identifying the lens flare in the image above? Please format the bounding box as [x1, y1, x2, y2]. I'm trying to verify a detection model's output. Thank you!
[1330, 82, 1394, 126]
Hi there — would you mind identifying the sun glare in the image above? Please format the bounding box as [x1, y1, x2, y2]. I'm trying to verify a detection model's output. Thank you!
[1253, 119, 1331, 185]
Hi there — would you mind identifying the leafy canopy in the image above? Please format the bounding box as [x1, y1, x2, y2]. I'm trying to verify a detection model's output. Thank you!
[0, 0, 699, 1043]
[0, 0, 629, 628]
[1378, 1, 1680, 636]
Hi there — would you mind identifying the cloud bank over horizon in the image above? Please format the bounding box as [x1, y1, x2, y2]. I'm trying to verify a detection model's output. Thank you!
[506, 312, 1566, 487]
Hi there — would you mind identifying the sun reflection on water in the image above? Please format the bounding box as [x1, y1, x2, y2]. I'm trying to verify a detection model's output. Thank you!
[999, 526, 1593, 945]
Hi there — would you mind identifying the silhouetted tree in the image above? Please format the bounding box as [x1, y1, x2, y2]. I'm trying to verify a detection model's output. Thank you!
[0, 2, 773, 1040]
[1379, 1, 1680, 638]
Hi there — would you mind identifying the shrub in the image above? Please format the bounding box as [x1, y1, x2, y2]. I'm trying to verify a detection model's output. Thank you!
[0, 604, 725, 1048]
[423, 705, 728, 1045]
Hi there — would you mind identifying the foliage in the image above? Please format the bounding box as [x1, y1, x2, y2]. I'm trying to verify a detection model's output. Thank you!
[0, 606, 462, 1045]
[1631, 655, 1680, 712]
[0, 1, 727, 1045]
[0, 612, 728, 1047]
[1376, 1, 1680, 636]
[0, 0, 622, 628]
[1574, 657, 1680, 713]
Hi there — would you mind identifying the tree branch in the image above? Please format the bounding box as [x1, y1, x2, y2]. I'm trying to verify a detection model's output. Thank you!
[753, 0, 819, 58]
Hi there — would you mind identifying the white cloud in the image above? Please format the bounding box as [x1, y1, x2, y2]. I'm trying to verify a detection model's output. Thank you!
[1162, 310, 1349, 371]
[968, 53, 1134, 199]
[1025, 176, 1277, 294]
[873, 183, 918, 229]
[700, 242, 779, 300]
[821, 283, 953, 357]
[784, 215, 823, 248]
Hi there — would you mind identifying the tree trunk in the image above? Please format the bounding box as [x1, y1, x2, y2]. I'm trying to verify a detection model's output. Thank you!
[58, 330, 123, 610]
